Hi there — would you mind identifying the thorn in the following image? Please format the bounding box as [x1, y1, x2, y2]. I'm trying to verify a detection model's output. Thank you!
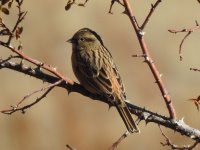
[67, 89, 72, 95]
[139, 31, 146, 36]
[146, 56, 150, 62]
[190, 135, 196, 139]
[195, 20, 199, 26]
[132, 54, 146, 57]
[21, 110, 25, 114]
[108, 103, 113, 110]
[179, 117, 185, 123]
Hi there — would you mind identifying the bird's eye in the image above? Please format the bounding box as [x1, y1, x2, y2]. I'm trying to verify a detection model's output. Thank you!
[79, 38, 85, 41]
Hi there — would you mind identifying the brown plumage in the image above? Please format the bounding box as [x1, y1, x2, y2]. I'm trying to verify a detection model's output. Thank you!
[68, 28, 139, 133]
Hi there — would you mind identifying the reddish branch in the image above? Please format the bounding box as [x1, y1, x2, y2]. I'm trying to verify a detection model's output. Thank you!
[0, 42, 74, 85]
[168, 21, 200, 61]
[122, 0, 176, 119]
[140, 0, 162, 30]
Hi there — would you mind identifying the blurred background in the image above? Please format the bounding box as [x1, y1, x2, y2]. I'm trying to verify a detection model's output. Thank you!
[0, 0, 200, 149]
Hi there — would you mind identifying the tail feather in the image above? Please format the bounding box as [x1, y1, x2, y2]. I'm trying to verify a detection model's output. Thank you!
[116, 103, 140, 133]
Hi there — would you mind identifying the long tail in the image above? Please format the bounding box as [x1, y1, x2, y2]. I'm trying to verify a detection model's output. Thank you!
[116, 102, 140, 133]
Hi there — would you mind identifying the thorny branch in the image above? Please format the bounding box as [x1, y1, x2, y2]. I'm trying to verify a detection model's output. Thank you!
[168, 21, 200, 61]
[0, 42, 74, 84]
[159, 126, 199, 150]
[1, 59, 200, 144]
[122, 0, 176, 119]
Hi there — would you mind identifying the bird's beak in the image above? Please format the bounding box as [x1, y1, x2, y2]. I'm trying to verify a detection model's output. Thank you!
[67, 38, 73, 43]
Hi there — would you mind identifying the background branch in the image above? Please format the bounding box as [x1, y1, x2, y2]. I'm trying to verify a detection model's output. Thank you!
[168, 21, 200, 61]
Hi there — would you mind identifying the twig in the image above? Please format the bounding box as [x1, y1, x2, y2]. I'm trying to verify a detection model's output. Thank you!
[109, 0, 124, 14]
[66, 144, 76, 150]
[197, 0, 200, 4]
[190, 67, 200, 72]
[1, 60, 200, 142]
[122, 0, 176, 119]
[65, 0, 89, 11]
[108, 131, 129, 150]
[159, 125, 199, 150]
[7, 0, 27, 45]
[0, 79, 63, 114]
[168, 21, 200, 61]
[188, 95, 200, 111]
[140, 0, 162, 30]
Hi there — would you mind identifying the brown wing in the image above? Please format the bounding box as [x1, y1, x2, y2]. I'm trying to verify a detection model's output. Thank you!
[75, 45, 126, 99]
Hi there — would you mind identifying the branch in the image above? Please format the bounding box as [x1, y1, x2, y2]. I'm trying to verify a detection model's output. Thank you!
[108, 131, 129, 150]
[66, 144, 77, 150]
[0, 79, 63, 114]
[140, 0, 162, 30]
[1, 59, 200, 142]
[168, 21, 200, 61]
[159, 126, 199, 150]
[0, 42, 74, 85]
[109, 0, 124, 14]
[122, 0, 176, 119]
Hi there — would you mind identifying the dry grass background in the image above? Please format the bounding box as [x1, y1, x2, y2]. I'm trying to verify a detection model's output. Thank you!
[0, 0, 200, 150]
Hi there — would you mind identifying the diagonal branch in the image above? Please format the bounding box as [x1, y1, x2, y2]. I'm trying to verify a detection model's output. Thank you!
[122, 0, 176, 119]
[0, 79, 63, 114]
[140, 0, 162, 30]
[0, 41, 74, 85]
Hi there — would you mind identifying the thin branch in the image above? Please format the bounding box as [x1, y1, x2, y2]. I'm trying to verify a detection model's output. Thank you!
[188, 95, 200, 112]
[140, 0, 162, 30]
[190, 67, 200, 72]
[159, 125, 199, 150]
[109, 0, 124, 14]
[0, 42, 74, 85]
[0, 79, 63, 114]
[122, 0, 176, 119]
[1, 60, 200, 142]
[66, 144, 77, 150]
[168, 21, 200, 61]
[197, 0, 200, 4]
[108, 131, 129, 150]
[65, 0, 89, 11]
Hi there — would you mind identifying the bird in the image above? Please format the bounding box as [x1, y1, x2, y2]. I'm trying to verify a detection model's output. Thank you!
[68, 28, 139, 133]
